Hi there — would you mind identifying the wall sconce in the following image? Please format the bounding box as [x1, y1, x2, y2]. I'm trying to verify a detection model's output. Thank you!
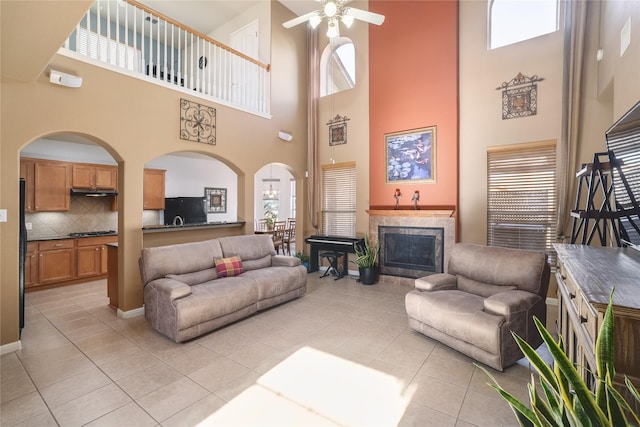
[49, 70, 83, 88]
[278, 131, 293, 142]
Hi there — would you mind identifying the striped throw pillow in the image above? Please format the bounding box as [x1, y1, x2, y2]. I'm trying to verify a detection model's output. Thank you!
[214, 256, 244, 278]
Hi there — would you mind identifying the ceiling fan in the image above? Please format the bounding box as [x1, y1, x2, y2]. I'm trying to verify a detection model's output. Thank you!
[282, 0, 385, 39]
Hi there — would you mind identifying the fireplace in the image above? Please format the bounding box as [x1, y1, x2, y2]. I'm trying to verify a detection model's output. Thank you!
[379, 226, 444, 278]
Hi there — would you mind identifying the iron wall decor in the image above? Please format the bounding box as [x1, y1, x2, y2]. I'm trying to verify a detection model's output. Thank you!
[180, 98, 216, 144]
[205, 187, 227, 213]
[496, 72, 544, 120]
[385, 126, 436, 183]
[326, 114, 350, 146]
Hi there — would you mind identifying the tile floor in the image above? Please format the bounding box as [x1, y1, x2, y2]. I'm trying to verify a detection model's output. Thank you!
[1, 273, 557, 426]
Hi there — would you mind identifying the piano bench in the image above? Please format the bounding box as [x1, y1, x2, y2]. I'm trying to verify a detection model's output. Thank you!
[319, 251, 344, 280]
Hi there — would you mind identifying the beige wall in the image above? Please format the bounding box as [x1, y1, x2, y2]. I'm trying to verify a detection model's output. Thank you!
[459, 0, 565, 245]
[0, 1, 307, 347]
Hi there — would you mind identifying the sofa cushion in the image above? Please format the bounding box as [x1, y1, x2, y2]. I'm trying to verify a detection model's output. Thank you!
[240, 266, 306, 300]
[219, 235, 276, 264]
[174, 277, 258, 331]
[457, 275, 516, 298]
[215, 256, 244, 277]
[166, 268, 218, 285]
[242, 254, 272, 271]
[405, 289, 504, 355]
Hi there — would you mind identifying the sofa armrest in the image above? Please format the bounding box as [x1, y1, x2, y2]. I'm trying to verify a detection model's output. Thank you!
[271, 255, 301, 267]
[147, 278, 192, 301]
[415, 273, 457, 292]
[484, 290, 541, 319]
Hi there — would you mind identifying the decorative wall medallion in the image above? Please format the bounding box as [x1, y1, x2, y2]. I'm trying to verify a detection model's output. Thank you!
[205, 187, 227, 213]
[180, 99, 216, 144]
[326, 114, 350, 146]
[496, 73, 544, 120]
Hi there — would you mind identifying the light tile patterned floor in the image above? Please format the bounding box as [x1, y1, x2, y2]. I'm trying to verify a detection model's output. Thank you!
[1, 273, 557, 426]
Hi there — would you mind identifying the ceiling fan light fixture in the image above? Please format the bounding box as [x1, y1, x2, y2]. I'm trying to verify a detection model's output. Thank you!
[327, 19, 340, 38]
[341, 14, 354, 28]
[324, 1, 338, 18]
[309, 14, 322, 29]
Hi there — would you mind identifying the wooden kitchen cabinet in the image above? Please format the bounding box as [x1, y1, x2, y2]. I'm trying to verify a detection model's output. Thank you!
[76, 236, 116, 278]
[20, 159, 35, 212]
[72, 164, 117, 190]
[38, 239, 75, 284]
[34, 161, 71, 212]
[25, 242, 38, 288]
[143, 168, 166, 210]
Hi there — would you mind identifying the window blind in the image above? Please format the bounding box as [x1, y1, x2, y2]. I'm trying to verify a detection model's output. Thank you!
[606, 128, 640, 245]
[487, 141, 557, 264]
[322, 162, 356, 237]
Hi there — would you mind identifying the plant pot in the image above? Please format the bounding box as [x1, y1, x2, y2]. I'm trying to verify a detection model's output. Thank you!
[302, 261, 310, 272]
[358, 267, 377, 285]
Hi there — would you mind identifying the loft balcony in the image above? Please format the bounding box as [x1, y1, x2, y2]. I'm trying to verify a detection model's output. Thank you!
[59, 0, 271, 117]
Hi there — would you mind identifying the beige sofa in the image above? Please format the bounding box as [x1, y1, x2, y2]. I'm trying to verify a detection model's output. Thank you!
[139, 234, 307, 342]
[405, 243, 550, 371]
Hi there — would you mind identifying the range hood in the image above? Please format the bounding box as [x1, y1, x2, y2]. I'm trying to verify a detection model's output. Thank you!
[70, 188, 118, 197]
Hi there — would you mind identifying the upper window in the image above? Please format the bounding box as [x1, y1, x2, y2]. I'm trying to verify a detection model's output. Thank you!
[489, 0, 559, 49]
[320, 38, 356, 97]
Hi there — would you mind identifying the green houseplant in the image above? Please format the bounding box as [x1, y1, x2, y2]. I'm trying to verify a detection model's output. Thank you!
[351, 235, 379, 285]
[294, 251, 310, 271]
[480, 290, 640, 427]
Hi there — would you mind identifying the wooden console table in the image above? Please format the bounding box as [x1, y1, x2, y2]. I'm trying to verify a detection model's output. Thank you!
[553, 243, 640, 405]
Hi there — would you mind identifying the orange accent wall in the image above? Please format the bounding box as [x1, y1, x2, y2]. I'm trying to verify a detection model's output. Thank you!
[369, 1, 458, 210]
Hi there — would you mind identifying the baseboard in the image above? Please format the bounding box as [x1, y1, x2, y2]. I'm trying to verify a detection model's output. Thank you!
[546, 297, 558, 306]
[117, 306, 144, 319]
[0, 340, 22, 355]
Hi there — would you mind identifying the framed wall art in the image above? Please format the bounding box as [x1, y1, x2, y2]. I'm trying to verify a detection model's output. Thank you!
[326, 114, 350, 146]
[180, 98, 216, 144]
[205, 187, 227, 213]
[385, 126, 436, 183]
[496, 72, 544, 120]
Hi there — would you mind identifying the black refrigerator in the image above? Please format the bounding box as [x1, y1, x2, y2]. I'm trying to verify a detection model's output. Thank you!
[19, 178, 26, 334]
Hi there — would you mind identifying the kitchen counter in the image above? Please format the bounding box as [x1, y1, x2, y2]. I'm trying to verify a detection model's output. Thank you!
[142, 221, 245, 233]
[28, 233, 117, 242]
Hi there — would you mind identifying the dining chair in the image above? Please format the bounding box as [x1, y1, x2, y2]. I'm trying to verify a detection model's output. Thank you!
[284, 218, 296, 255]
[272, 221, 287, 254]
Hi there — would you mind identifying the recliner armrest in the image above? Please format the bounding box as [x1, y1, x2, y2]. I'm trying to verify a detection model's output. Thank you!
[484, 290, 541, 319]
[415, 273, 457, 291]
[272, 255, 301, 267]
[147, 278, 192, 301]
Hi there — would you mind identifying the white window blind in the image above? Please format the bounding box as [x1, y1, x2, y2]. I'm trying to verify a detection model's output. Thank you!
[322, 162, 356, 237]
[487, 141, 557, 264]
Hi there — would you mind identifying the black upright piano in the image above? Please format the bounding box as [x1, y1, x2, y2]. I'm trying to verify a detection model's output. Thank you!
[304, 235, 364, 274]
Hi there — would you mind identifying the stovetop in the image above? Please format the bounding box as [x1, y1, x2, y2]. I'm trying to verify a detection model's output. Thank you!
[68, 230, 117, 238]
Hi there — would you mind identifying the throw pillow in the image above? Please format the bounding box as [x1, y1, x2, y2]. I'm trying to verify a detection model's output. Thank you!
[215, 256, 244, 277]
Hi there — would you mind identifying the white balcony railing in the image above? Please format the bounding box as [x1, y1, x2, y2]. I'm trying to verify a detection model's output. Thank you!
[61, 0, 270, 116]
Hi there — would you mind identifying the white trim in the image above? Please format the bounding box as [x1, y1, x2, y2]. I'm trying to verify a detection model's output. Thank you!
[0, 340, 22, 355]
[117, 306, 144, 319]
[546, 297, 558, 306]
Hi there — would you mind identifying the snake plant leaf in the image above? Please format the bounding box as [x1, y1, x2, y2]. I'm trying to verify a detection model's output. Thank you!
[540, 379, 564, 426]
[477, 365, 537, 426]
[605, 383, 628, 426]
[595, 290, 616, 411]
[512, 330, 558, 392]
[528, 381, 556, 427]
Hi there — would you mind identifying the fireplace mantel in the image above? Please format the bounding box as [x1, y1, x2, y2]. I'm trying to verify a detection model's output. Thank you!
[366, 205, 455, 218]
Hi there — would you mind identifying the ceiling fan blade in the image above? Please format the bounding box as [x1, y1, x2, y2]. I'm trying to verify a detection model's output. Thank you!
[343, 7, 385, 26]
[283, 11, 320, 29]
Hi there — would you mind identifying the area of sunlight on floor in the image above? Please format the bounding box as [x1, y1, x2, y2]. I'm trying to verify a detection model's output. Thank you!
[195, 346, 416, 426]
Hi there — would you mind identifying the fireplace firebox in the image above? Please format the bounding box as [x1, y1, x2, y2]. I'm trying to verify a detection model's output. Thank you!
[378, 226, 444, 278]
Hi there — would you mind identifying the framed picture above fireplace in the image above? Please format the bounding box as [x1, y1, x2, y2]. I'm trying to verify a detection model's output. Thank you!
[385, 126, 436, 183]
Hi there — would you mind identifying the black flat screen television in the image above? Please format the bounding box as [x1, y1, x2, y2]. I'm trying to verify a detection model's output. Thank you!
[164, 197, 207, 225]
[605, 100, 640, 249]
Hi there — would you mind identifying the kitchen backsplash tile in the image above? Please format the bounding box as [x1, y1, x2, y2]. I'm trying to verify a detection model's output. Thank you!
[26, 197, 118, 240]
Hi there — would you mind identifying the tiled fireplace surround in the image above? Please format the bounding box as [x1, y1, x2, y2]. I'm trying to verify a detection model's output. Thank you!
[367, 208, 456, 286]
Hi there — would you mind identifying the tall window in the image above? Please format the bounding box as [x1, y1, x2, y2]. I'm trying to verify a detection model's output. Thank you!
[489, 0, 559, 49]
[262, 179, 280, 220]
[290, 179, 296, 219]
[320, 37, 356, 97]
[322, 162, 356, 237]
[487, 141, 557, 264]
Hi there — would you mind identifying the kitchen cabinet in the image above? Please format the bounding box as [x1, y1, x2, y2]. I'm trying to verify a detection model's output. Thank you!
[34, 161, 71, 212]
[72, 164, 117, 190]
[143, 168, 166, 210]
[38, 239, 75, 284]
[25, 242, 38, 288]
[20, 159, 35, 212]
[76, 236, 115, 278]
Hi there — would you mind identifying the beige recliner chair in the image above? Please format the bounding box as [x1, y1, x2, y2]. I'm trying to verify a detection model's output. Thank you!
[405, 243, 550, 371]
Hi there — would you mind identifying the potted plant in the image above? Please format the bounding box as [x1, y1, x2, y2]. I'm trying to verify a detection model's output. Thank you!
[480, 290, 640, 426]
[294, 251, 310, 271]
[264, 210, 277, 230]
[351, 235, 379, 285]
